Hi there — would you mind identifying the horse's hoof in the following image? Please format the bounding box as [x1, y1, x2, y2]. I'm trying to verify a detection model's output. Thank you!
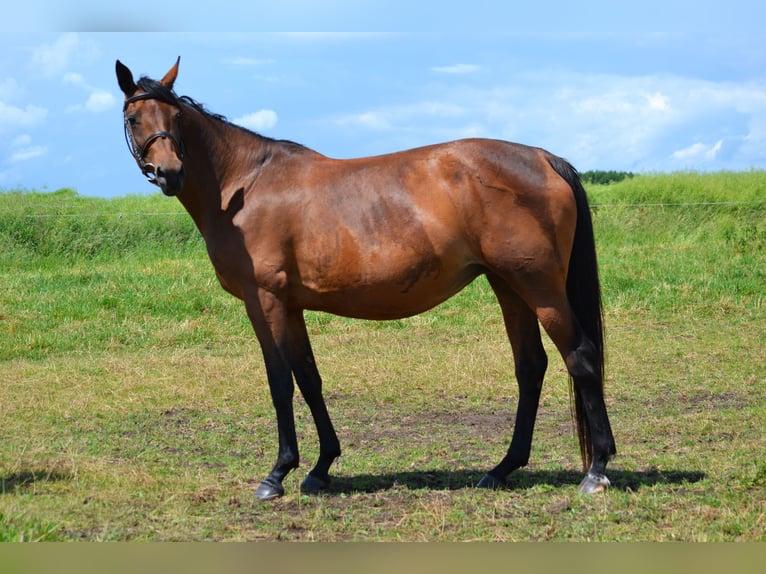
[578, 472, 611, 494]
[301, 473, 330, 494]
[254, 478, 285, 501]
[476, 473, 507, 490]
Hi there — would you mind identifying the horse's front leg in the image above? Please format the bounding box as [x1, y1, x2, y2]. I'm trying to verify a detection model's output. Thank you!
[285, 310, 341, 493]
[245, 290, 299, 501]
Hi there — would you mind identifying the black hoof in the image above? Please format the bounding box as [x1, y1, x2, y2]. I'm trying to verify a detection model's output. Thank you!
[476, 473, 507, 490]
[300, 473, 330, 494]
[577, 472, 611, 494]
[254, 477, 285, 501]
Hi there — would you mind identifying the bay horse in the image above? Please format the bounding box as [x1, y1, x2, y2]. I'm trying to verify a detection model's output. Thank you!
[116, 58, 616, 500]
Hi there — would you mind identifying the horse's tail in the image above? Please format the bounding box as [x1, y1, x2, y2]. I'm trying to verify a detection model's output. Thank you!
[547, 154, 604, 471]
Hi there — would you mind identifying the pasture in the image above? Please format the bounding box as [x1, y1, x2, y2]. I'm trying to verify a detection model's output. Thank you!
[0, 171, 764, 541]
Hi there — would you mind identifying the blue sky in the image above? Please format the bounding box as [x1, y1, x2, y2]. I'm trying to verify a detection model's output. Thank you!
[2, 2, 766, 197]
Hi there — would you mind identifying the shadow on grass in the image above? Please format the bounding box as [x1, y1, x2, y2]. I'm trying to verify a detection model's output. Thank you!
[317, 467, 706, 495]
[0, 470, 73, 494]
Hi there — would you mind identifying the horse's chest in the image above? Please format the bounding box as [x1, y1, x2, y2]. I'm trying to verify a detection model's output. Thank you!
[206, 232, 289, 299]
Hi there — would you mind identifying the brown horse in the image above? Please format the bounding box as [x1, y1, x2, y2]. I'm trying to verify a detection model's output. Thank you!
[116, 58, 616, 500]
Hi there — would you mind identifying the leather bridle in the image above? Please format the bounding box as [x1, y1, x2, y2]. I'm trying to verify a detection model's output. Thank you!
[123, 92, 184, 186]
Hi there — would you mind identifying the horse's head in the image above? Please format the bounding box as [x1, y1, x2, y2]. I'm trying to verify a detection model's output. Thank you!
[116, 58, 185, 197]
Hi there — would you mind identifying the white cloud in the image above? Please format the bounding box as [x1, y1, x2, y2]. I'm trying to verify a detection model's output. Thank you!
[0, 101, 47, 131]
[671, 142, 708, 160]
[477, 75, 766, 170]
[330, 114, 370, 131]
[233, 109, 278, 131]
[7, 133, 46, 164]
[672, 139, 723, 161]
[29, 34, 112, 115]
[62, 73, 116, 113]
[63, 72, 87, 87]
[576, 78, 765, 169]
[573, 93, 635, 115]
[332, 101, 467, 132]
[709, 140, 724, 158]
[348, 111, 392, 130]
[10, 145, 47, 163]
[430, 64, 482, 75]
[84, 90, 116, 112]
[32, 33, 85, 77]
[322, 73, 766, 172]
[646, 92, 670, 111]
[11, 134, 32, 148]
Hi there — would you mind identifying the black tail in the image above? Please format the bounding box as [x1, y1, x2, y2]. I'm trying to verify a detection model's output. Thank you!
[547, 154, 604, 470]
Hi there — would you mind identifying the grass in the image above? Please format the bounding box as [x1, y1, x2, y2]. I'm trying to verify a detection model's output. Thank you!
[0, 172, 764, 541]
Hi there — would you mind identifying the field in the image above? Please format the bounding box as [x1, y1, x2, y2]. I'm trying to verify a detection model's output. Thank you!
[0, 172, 764, 541]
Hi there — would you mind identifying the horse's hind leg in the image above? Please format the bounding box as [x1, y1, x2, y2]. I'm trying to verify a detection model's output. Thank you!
[532, 295, 616, 493]
[285, 310, 342, 493]
[564, 333, 616, 492]
[477, 273, 549, 489]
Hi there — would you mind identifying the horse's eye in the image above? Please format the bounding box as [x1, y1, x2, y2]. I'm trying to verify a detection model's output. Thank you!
[127, 116, 138, 127]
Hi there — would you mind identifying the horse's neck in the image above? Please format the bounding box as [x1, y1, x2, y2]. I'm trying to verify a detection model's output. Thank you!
[177, 110, 269, 232]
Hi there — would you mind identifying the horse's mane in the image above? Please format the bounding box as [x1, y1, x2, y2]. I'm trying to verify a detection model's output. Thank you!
[135, 76, 310, 152]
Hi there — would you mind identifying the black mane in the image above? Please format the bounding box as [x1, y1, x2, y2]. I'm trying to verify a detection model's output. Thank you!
[136, 76, 309, 152]
[136, 76, 226, 121]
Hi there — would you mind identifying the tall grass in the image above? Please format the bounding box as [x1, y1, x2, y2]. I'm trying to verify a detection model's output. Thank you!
[588, 171, 766, 318]
[0, 188, 237, 361]
[0, 188, 201, 264]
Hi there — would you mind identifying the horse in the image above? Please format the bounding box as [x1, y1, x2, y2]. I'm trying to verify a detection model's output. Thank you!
[116, 58, 616, 500]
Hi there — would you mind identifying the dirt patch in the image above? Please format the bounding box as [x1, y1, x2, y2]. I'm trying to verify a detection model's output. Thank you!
[678, 391, 750, 414]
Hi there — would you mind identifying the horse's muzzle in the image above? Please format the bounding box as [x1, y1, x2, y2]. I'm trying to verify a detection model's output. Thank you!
[155, 165, 185, 197]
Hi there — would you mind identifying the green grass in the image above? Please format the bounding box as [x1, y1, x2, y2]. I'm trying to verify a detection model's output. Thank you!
[0, 173, 764, 540]
[590, 171, 766, 317]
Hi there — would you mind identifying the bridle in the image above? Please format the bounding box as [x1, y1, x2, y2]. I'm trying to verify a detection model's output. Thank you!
[123, 92, 185, 186]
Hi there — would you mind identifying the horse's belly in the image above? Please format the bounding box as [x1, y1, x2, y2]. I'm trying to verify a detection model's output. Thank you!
[296, 259, 482, 320]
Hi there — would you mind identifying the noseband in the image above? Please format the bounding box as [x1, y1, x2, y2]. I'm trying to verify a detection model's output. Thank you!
[123, 92, 184, 186]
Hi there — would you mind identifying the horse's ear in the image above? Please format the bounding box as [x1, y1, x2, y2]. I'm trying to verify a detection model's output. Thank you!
[160, 57, 181, 89]
[116, 60, 137, 96]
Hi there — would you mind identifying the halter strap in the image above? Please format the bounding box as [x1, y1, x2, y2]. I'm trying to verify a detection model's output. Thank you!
[123, 91, 158, 111]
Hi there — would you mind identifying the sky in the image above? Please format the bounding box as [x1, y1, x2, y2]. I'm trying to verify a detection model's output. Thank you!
[2, 2, 766, 198]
